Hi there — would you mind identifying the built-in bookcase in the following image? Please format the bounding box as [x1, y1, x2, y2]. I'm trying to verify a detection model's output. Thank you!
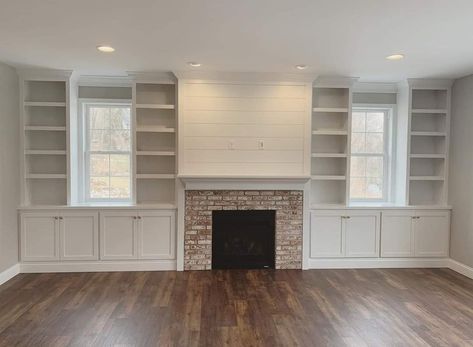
[20, 73, 71, 206]
[407, 80, 451, 206]
[311, 82, 352, 206]
[133, 78, 176, 205]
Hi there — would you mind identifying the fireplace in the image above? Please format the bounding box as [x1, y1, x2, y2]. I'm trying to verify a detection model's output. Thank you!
[212, 210, 276, 269]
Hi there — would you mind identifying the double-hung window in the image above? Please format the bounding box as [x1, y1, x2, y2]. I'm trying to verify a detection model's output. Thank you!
[350, 107, 392, 202]
[82, 102, 132, 202]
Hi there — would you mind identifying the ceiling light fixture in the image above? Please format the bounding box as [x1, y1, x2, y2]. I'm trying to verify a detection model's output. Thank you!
[295, 64, 308, 70]
[97, 45, 115, 53]
[386, 54, 404, 61]
[188, 62, 201, 67]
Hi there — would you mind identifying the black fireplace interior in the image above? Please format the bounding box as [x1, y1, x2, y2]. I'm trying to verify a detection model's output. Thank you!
[212, 210, 276, 269]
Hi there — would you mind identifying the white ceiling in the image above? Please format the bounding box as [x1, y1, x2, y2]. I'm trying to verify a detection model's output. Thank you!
[1, 0, 473, 81]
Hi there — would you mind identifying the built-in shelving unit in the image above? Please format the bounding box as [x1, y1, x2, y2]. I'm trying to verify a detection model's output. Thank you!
[311, 78, 355, 206]
[407, 80, 452, 206]
[20, 72, 72, 206]
[132, 75, 177, 205]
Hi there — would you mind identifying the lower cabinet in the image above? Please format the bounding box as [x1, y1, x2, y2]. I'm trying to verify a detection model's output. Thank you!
[381, 210, 450, 258]
[21, 211, 99, 261]
[310, 210, 380, 258]
[100, 210, 175, 260]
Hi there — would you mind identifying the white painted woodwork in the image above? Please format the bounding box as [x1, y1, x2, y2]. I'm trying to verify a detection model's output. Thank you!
[344, 212, 380, 257]
[60, 212, 99, 260]
[381, 211, 415, 257]
[310, 210, 380, 258]
[100, 212, 138, 260]
[21, 213, 59, 261]
[138, 211, 175, 259]
[414, 211, 450, 257]
[381, 210, 450, 258]
[178, 81, 311, 176]
[310, 212, 343, 257]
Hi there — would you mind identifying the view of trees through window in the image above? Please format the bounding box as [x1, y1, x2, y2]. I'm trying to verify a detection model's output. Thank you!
[86, 104, 131, 200]
[350, 109, 387, 200]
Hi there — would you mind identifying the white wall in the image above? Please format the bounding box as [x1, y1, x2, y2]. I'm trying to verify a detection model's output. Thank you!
[178, 81, 311, 176]
[0, 62, 19, 273]
[449, 74, 473, 268]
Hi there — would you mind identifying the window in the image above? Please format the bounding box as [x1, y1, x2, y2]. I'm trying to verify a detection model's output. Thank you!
[82, 102, 132, 202]
[350, 107, 392, 201]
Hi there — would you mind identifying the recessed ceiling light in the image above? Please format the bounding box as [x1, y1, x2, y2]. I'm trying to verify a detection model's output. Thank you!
[386, 54, 404, 61]
[97, 45, 115, 53]
[295, 64, 308, 70]
[188, 62, 201, 67]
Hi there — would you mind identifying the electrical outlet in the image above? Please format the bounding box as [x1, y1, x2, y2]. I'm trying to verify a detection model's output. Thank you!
[228, 140, 235, 150]
[258, 139, 264, 150]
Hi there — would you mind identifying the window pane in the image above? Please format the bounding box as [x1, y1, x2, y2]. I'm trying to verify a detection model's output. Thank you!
[366, 178, 383, 199]
[90, 177, 109, 198]
[90, 154, 109, 176]
[110, 154, 130, 177]
[352, 112, 366, 132]
[366, 157, 383, 178]
[90, 130, 110, 151]
[350, 156, 366, 177]
[110, 130, 130, 151]
[365, 133, 383, 153]
[366, 112, 384, 132]
[351, 133, 365, 153]
[110, 107, 131, 129]
[110, 177, 130, 198]
[350, 177, 366, 199]
[89, 107, 109, 129]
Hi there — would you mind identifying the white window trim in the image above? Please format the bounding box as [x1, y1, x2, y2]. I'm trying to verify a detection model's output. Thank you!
[350, 104, 396, 203]
[78, 98, 133, 203]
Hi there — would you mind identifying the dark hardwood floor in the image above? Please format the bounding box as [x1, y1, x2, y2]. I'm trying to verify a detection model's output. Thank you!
[0, 269, 473, 346]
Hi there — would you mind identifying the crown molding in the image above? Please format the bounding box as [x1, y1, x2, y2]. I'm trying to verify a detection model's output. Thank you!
[353, 82, 399, 93]
[127, 71, 176, 84]
[77, 75, 132, 87]
[17, 68, 73, 81]
[173, 70, 317, 83]
[408, 78, 453, 89]
[313, 76, 359, 88]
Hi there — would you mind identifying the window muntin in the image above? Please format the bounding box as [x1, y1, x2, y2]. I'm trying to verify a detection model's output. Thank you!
[350, 109, 390, 201]
[84, 103, 131, 201]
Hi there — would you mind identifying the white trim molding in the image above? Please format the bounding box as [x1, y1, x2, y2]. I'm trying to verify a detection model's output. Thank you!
[0, 263, 21, 286]
[448, 259, 473, 280]
[308, 258, 449, 269]
[20, 260, 176, 273]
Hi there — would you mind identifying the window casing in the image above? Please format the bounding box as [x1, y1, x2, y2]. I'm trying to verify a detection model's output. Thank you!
[350, 106, 393, 202]
[80, 100, 132, 203]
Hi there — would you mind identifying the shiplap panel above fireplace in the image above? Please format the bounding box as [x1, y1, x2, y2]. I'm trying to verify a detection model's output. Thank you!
[178, 81, 312, 177]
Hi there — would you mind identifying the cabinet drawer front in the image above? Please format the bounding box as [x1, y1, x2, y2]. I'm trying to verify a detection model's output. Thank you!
[310, 214, 343, 258]
[100, 214, 137, 260]
[21, 215, 59, 261]
[345, 215, 379, 258]
[139, 212, 175, 259]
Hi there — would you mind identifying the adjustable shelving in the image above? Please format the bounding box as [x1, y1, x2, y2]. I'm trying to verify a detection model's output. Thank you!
[132, 76, 177, 205]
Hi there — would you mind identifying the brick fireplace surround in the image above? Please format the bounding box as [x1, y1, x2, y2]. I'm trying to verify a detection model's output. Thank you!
[184, 190, 303, 270]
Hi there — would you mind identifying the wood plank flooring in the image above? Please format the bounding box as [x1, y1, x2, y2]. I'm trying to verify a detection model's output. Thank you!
[0, 269, 473, 346]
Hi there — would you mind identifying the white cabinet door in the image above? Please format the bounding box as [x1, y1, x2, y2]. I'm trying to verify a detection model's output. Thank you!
[100, 212, 138, 260]
[310, 212, 343, 258]
[381, 211, 415, 257]
[138, 211, 175, 260]
[344, 212, 380, 258]
[60, 212, 99, 261]
[414, 211, 450, 257]
[21, 213, 59, 261]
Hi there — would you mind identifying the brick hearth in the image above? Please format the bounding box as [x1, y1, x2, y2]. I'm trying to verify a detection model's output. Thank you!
[184, 190, 303, 270]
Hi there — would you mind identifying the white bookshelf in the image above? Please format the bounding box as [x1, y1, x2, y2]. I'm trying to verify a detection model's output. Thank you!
[132, 78, 177, 205]
[20, 72, 72, 206]
[407, 80, 452, 206]
[311, 80, 353, 206]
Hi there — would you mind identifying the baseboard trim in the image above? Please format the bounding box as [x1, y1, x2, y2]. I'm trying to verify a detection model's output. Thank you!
[0, 263, 20, 285]
[447, 259, 473, 280]
[308, 258, 449, 269]
[20, 260, 177, 273]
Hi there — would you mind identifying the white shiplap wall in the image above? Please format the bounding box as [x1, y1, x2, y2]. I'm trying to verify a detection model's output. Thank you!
[178, 81, 312, 176]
